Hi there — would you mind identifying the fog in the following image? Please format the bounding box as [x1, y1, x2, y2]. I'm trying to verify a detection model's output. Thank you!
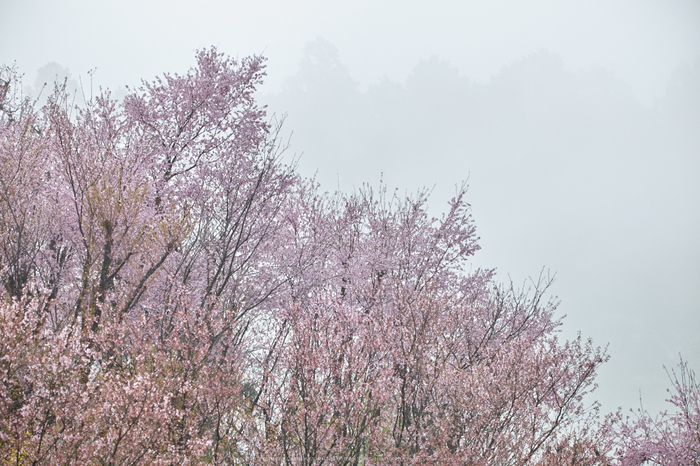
[1, 0, 698, 415]
[261, 39, 700, 414]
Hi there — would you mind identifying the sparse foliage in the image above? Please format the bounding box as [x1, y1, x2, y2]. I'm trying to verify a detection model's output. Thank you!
[616, 358, 700, 465]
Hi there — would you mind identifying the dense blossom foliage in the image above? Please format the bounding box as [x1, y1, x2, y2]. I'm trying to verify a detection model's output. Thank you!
[0, 50, 697, 465]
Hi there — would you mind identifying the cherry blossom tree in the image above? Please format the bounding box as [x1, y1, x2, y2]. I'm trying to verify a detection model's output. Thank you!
[1, 51, 697, 465]
[616, 358, 700, 465]
[246, 185, 619, 465]
[1, 51, 294, 464]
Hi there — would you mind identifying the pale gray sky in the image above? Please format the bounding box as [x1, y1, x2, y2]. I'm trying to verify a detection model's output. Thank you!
[3, 0, 700, 101]
[2, 0, 699, 415]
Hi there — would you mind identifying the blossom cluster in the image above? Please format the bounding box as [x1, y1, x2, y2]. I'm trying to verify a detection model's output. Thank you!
[0, 51, 697, 465]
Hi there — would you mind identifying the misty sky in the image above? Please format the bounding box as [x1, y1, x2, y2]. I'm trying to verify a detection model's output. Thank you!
[1, 0, 699, 416]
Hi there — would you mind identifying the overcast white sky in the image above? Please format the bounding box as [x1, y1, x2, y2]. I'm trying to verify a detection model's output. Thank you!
[4, 0, 700, 100]
[2, 0, 699, 416]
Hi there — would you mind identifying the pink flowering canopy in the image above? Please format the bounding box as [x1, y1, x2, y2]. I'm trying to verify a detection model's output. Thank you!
[0, 49, 697, 465]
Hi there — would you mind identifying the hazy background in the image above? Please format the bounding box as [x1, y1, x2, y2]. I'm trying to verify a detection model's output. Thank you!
[2, 0, 698, 416]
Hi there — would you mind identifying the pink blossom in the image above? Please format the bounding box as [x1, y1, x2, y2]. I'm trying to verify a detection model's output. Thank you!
[1, 51, 696, 465]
